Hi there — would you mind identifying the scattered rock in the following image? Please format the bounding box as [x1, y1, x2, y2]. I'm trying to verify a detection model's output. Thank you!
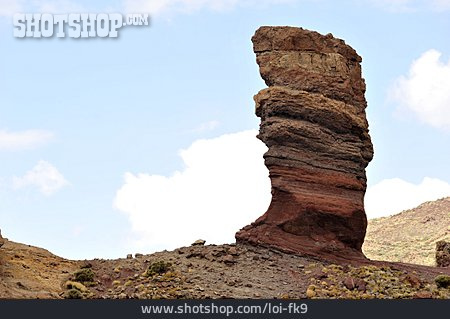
[118, 293, 127, 299]
[343, 277, 366, 292]
[192, 239, 206, 246]
[306, 285, 316, 298]
[100, 274, 111, 282]
[186, 250, 206, 259]
[402, 274, 422, 288]
[221, 255, 236, 265]
[16, 282, 27, 289]
[415, 291, 433, 299]
[228, 247, 239, 256]
[126, 254, 133, 259]
[80, 263, 92, 269]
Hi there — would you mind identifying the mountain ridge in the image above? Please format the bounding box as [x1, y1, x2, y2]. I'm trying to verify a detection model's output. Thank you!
[364, 196, 450, 266]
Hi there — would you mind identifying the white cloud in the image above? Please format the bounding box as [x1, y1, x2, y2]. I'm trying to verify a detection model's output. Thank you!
[1, 0, 292, 18]
[390, 49, 450, 130]
[123, 0, 293, 15]
[368, 0, 450, 12]
[367, 0, 415, 12]
[0, 129, 53, 151]
[114, 130, 271, 251]
[365, 177, 450, 218]
[13, 160, 69, 196]
[0, 0, 87, 17]
[32, 0, 86, 13]
[114, 129, 450, 247]
[189, 120, 220, 133]
[0, 0, 22, 17]
[433, 0, 450, 10]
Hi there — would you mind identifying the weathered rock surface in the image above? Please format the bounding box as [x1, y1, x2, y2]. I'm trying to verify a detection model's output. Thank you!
[436, 241, 450, 268]
[236, 26, 373, 262]
[0, 229, 4, 248]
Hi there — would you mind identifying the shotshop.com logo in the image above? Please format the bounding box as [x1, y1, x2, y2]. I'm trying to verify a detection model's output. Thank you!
[13, 13, 149, 38]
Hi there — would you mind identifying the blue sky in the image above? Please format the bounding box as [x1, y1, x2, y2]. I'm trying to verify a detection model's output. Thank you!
[1, 0, 449, 259]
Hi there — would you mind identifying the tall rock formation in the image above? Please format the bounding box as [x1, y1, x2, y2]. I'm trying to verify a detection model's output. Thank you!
[436, 241, 450, 268]
[0, 229, 4, 248]
[236, 26, 374, 262]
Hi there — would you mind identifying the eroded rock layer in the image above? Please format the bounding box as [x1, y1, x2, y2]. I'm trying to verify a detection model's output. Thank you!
[436, 241, 450, 268]
[236, 26, 374, 262]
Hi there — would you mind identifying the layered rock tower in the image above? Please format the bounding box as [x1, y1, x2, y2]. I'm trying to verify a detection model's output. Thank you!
[236, 27, 374, 261]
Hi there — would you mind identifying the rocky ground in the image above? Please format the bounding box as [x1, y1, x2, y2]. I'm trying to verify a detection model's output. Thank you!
[1, 239, 449, 299]
[0, 240, 78, 298]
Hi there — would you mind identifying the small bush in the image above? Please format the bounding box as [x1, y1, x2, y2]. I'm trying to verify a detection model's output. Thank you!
[435, 275, 450, 288]
[146, 261, 172, 277]
[65, 289, 83, 299]
[74, 268, 95, 282]
[65, 280, 87, 292]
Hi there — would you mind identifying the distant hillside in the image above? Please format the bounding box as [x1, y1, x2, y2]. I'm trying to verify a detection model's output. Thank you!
[363, 197, 450, 266]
